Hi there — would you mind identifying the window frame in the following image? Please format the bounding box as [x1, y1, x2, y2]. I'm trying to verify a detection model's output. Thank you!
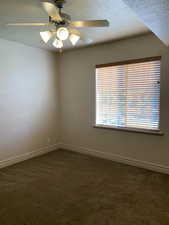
[94, 56, 164, 135]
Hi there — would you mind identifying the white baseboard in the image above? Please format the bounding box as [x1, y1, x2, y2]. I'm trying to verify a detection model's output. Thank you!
[60, 143, 169, 175]
[0, 143, 60, 169]
[2, 142, 169, 175]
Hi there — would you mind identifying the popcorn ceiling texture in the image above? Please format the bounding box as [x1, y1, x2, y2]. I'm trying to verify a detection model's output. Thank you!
[122, 0, 169, 46]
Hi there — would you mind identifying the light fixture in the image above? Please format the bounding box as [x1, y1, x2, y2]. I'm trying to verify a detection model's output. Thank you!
[53, 38, 63, 49]
[69, 33, 80, 46]
[57, 27, 69, 41]
[40, 31, 53, 43]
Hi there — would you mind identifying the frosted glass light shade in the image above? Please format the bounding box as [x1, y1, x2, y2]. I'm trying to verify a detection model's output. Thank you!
[40, 31, 53, 43]
[57, 27, 69, 41]
[69, 33, 80, 46]
[53, 38, 63, 48]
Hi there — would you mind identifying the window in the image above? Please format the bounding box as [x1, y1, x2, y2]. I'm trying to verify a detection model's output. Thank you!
[95, 57, 161, 133]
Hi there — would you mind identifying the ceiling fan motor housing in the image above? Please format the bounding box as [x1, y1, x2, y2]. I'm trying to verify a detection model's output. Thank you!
[49, 12, 71, 25]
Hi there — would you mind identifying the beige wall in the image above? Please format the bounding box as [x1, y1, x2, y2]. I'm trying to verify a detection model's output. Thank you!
[60, 34, 169, 168]
[0, 38, 59, 161]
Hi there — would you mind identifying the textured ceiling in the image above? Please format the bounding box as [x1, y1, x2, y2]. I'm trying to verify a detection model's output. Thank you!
[0, 0, 149, 51]
[122, 0, 169, 46]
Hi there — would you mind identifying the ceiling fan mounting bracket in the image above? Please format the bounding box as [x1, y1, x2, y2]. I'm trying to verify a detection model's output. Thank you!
[54, 0, 66, 9]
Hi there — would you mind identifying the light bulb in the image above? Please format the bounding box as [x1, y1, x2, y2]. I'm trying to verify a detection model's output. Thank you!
[40, 31, 53, 43]
[57, 27, 69, 41]
[69, 33, 80, 46]
[53, 38, 63, 48]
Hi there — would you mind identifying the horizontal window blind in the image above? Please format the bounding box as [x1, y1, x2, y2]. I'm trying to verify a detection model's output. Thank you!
[95, 58, 161, 131]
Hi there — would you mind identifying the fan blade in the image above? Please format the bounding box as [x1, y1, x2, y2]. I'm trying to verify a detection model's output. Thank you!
[7, 23, 50, 26]
[69, 28, 81, 36]
[42, 2, 62, 22]
[70, 20, 109, 27]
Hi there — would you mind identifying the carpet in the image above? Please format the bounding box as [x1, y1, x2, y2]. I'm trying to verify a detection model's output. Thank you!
[0, 149, 169, 225]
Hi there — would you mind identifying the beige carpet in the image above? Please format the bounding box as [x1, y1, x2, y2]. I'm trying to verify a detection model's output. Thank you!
[0, 149, 169, 225]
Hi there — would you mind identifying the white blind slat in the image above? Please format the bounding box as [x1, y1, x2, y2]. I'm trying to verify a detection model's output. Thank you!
[96, 59, 160, 130]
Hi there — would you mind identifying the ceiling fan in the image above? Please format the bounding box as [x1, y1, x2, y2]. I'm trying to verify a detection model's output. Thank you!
[7, 0, 110, 51]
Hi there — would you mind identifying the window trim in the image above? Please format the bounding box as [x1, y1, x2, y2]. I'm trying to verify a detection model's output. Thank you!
[94, 56, 163, 136]
[94, 125, 164, 136]
[96, 56, 161, 68]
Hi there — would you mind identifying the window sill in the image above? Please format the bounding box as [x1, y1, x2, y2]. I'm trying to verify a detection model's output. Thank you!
[94, 125, 164, 136]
